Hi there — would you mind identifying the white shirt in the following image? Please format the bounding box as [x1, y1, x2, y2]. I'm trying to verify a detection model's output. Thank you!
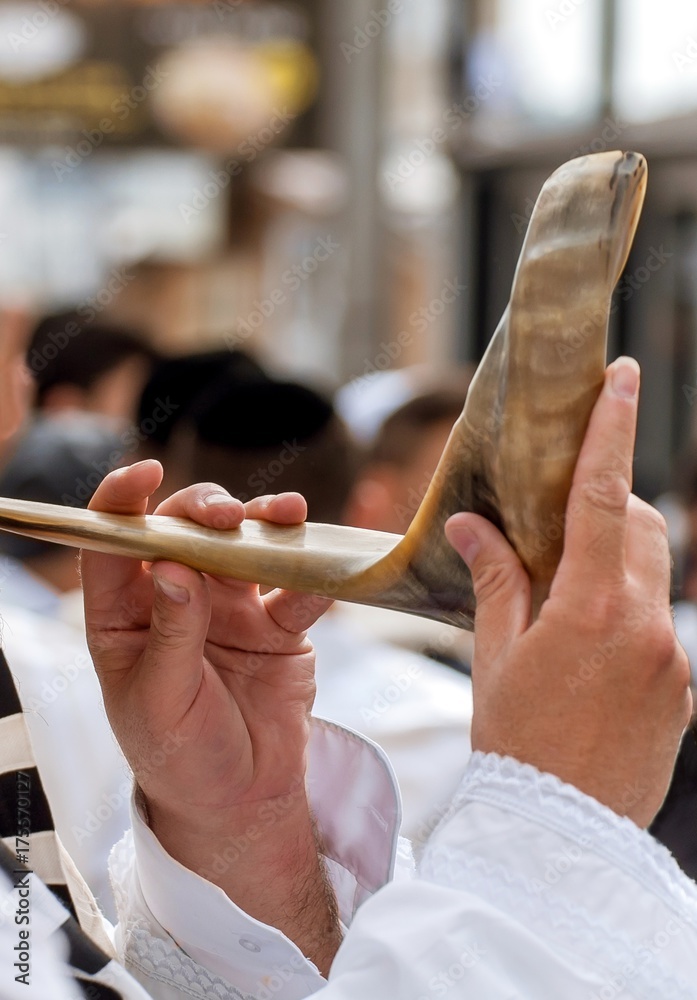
[310, 613, 473, 842]
[108, 718, 697, 1000]
[0, 559, 131, 922]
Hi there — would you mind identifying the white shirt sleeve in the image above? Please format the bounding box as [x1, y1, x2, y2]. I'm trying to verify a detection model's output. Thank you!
[109, 718, 404, 1000]
[324, 752, 697, 999]
[111, 726, 697, 1000]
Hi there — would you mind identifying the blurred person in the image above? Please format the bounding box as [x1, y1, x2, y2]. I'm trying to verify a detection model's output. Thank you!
[344, 386, 469, 535]
[135, 347, 270, 509]
[335, 364, 433, 446]
[157, 364, 474, 841]
[0, 413, 131, 919]
[28, 310, 157, 424]
[0, 413, 125, 608]
[136, 348, 270, 456]
[341, 386, 475, 674]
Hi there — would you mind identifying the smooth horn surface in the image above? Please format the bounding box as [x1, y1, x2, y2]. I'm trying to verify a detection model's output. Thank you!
[0, 151, 647, 630]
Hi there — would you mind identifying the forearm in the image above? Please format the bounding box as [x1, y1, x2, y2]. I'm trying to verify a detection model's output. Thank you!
[143, 787, 342, 977]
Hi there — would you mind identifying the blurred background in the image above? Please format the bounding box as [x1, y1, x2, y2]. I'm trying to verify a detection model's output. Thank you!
[8, 0, 697, 893]
[1, 0, 697, 495]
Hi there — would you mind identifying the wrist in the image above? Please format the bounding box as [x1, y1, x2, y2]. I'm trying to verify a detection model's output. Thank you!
[143, 782, 313, 880]
[142, 784, 342, 977]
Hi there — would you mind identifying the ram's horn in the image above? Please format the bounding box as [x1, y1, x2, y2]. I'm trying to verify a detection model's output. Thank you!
[0, 151, 647, 630]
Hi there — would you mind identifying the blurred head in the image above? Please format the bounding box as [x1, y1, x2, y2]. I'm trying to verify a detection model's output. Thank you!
[136, 349, 269, 461]
[28, 311, 156, 422]
[344, 386, 469, 534]
[0, 413, 124, 591]
[157, 360, 363, 524]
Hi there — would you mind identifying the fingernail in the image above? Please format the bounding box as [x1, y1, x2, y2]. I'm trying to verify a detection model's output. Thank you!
[611, 359, 639, 399]
[204, 493, 236, 507]
[451, 526, 480, 565]
[153, 573, 189, 604]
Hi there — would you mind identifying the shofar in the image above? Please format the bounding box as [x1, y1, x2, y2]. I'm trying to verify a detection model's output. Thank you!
[0, 151, 647, 630]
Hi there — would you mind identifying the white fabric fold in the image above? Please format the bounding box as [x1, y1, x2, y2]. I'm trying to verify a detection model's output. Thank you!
[110, 734, 697, 1000]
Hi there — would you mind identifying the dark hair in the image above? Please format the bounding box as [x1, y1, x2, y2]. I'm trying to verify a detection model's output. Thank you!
[137, 349, 268, 448]
[28, 311, 155, 405]
[369, 387, 468, 468]
[167, 376, 364, 524]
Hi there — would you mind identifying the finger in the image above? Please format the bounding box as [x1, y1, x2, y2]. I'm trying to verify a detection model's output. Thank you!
[244, 493, 308, 525]
[89, 460, 164, 515]
[154, 483, 245, 531]
[139, 561, 211, 699]
[264, 590, 333, 633]
[625, 496, 671, 606]
[561, 357, 640, 589]
[445, 512, 531, 663]
[82, 461, 167, 607]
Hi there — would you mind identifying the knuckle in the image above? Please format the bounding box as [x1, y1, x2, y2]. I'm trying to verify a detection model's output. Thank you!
[583, 587, 625, 630]
[644, 620, 681, 672]
[474, 560, 518, 605]
[581, 469, 630, 513]
[150, 614, 189, 646]
[630, 498, 668, 537]
[673, 646, 692, 691]
[86, 632, 119, 659]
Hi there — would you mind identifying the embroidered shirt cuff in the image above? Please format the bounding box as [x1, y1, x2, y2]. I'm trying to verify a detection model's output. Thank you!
[128, 718, 402, 996]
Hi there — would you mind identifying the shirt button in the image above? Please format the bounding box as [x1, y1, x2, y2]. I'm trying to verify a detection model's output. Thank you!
[240, 937, 262, 953]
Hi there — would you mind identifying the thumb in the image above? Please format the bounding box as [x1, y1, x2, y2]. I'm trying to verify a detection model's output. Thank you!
[445, 513, 531, 658]
[143, 562, 211, 692]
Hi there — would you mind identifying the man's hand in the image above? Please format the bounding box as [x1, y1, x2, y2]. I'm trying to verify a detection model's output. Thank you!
[446, 357, 692, 827]
[81, 464, 341, 973]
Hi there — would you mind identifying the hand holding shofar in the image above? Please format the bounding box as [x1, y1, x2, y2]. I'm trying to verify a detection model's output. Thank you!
[0, 151, 647, 630]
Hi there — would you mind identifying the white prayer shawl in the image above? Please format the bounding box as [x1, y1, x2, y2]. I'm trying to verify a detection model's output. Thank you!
[0, 648, 147, 999]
